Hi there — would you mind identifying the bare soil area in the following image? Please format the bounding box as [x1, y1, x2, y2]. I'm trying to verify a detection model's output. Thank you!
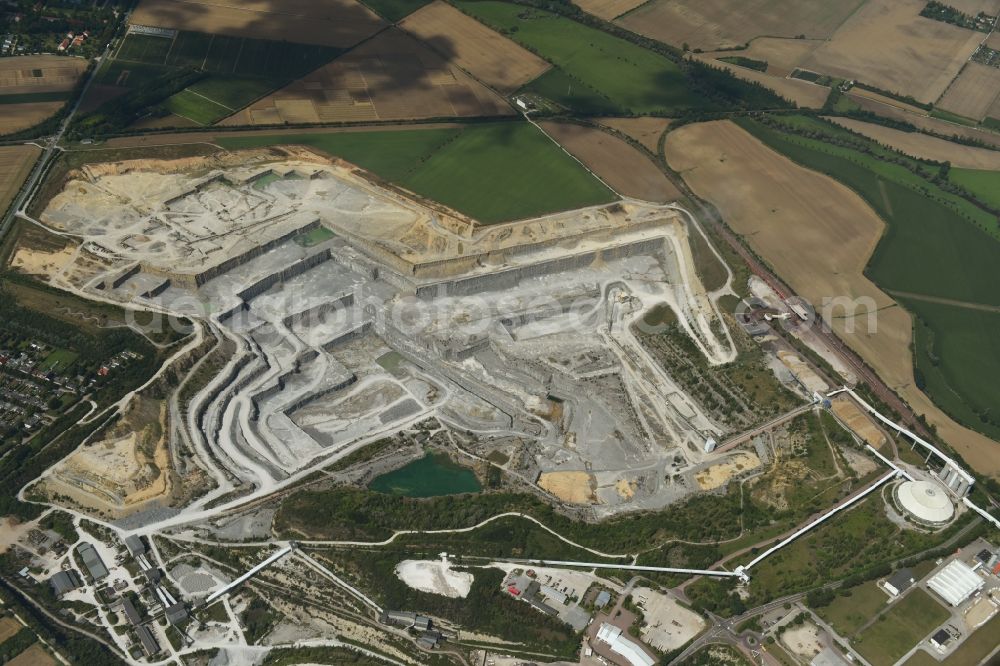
[538, 471, 597, 504]
[801, 0, 982, 104]
[617, 0, 863, 51]
[695, 451, 761, 490]
[664, 120, 1000, 477]
[0, 145, 41, 214]
[540, 121, 679, 202]
[827, 117, 1000, 169]
[130, 0, 384, 48]
[223, 28, 511, 125]
[831, 395, 886, 448]
[0, 101, 65, 135]
[599, 117, 671, 152]
[936, 62, 1000, 120]
[400, 1, 550, 94]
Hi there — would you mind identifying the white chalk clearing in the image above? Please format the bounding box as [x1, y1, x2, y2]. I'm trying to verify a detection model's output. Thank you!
[395, 560, 473, 598]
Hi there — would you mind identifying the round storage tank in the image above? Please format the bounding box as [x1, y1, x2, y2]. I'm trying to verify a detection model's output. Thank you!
[895, 480, 954, 525]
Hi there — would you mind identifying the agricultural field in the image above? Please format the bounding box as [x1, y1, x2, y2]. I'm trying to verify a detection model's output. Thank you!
[599, 117, 671, 151]
[129, 0, 385, 48]
[0, 55, 87, 134]
[691, 52, 829, 108]
[935, 62, 1000, 121]
[826, 118, 1000, 170]
[949, 167, 1000, 207]
[705, 37, 823, 77]
[615, 0, 864, 51]
[572, 0, 647, 21]
[216, 121, 616, 223]
[452, 0, 716, 114]
[223, 28, 512, 126]
[853, 589, 950, 666]
[663, 118, 1000, 476]
[799, 0, 982, 104]
[813, 580, 892, 637]
[102, 29, 343, 125]
[0, 145, 42, 216]
[537, 121, 680, 202]
[400, 1, 550, 94]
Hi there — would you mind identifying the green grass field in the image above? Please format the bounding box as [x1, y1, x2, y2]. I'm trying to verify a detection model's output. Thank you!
[454, 0, 712, 114]
[164, 89, 233, 125]
[736, 116, 1000, 444]
[216, 122, 616, 223]
[905, 298, 1000, 441]
[853, 589, 950, 666]
[39, 348, 79, 372]
[815, 580, 890, 637]
[902, 611, 1000, 666]
[520, 68, 624, 115]
[949, 167, 1000, 209]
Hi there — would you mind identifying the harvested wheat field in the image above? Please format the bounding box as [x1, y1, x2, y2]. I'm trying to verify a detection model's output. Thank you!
[848, 95, 1000, 149]
[574, 0, 647, 20]
[937, 63, 1000, 121]
[846, 87, 929, 115]
[0, 145, 41, 214]
[988, 30, 1000, 50]
[540, 121, 678, 202]
[693, 54, 828, 108]
[599, 117, 671, 152]
[222, 28, 511, 125]
[831, 396, 886, 448]
[946, 0, 1000, 13]
[827, 118, 1000, 169]
[8, 643, 56, 666]
[664, 120, 1000, 476]
[129, 0, 384, 48]
[400, 1, 549, 93]
[801, 0, 982, 104]
[538, 471, 597, 504]
[0, 55, 87, 94]
[0, 616, 21, 643]
[704, 37, 822, 77]
[617, 0, 863, 51]
[0, 102, 64, 135]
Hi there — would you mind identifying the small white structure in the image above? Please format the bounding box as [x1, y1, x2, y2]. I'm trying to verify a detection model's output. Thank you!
[704, 438, 717, 453]
[896, 480, 955, 525]
[927, 560, 983, 606]
[596, 623, 655, 666]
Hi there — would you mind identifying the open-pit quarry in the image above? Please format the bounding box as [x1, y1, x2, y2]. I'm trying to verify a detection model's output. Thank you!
[24, 147, 760, 521]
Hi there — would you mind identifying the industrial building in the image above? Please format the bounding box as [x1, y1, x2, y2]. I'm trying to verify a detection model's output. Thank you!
[124, 535, 146, 557]
[134, 625, 159, 657]
[895, 480, 955, 525]
[77, 543, 109, 581]
[595, 623, 656, 666]
[927, 560, 984, 606]
[883, 568, 915, 597]
[48, 570, 81, 597]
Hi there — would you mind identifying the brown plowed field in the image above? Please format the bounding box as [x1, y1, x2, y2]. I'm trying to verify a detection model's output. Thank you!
[573, 0, 648, 20]
[0, 146, 41, 216]
[400, 1, 550, 94]
[693, 54, 828, 108]
[222, 28, 512, 125]
[540, 121, 679, 202]
[988, 30, 1000, 50]
[664, 120, 1000, 476]
[599, 117, 671, 152]
[827, 117, 1000, 169]
[936, 63, 1000, 121]
[0, 102, 65, 135]
[0, 55, 87, 95]
[800, 0, 982, 104]
[617, 0, 863, 51]
[129, 0, 385, 48]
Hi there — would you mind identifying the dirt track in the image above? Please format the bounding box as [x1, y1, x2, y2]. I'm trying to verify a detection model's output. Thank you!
[664, 120, 1000, 477]
[540, 121, 679, 202]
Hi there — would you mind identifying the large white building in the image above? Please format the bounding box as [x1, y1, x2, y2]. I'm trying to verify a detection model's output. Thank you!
[596, 623, 655, 666]
[927, 560, 983, 606]
[895, 480, 955, 525]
